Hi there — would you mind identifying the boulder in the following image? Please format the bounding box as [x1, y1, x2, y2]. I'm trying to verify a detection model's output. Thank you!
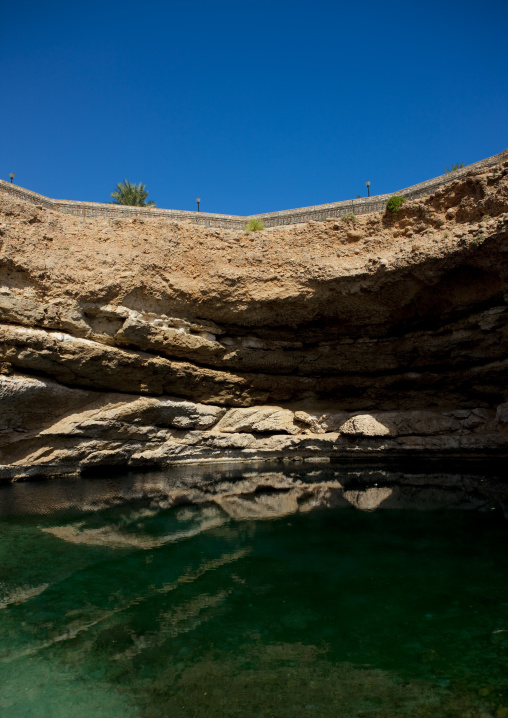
[215, 406, 300, 434]
[339, 414, 393, 437]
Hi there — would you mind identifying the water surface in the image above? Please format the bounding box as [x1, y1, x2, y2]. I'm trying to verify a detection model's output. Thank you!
[0, 462, 507, 717]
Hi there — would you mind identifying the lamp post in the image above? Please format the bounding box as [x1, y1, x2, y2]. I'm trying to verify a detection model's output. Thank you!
[366, 181, 370, 197]
[196, 197, 201, 212]
[9, 173, 15, 184]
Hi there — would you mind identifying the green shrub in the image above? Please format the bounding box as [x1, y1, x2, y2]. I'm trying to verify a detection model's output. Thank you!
[245, 219, 264, 232]
[445, 163, 464, 173]
[385, 196, 407, 215]
[340, 212, 357, 225]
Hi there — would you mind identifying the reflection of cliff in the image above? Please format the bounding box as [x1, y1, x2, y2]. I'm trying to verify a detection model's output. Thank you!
[2, 464, 505, 637]
[1, 462, 506, 522]
[44, 506, 227, 549]
[2, 487, 506, 718]
[2, 157, 508, 477]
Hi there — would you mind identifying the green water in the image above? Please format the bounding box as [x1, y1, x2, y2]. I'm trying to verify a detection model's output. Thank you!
[0, 465, 507, 717]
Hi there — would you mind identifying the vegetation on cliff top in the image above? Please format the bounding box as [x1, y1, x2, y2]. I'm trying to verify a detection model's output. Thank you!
[385, 196, 407, 215]
[111, 180, 156, 207]
[245, 219, 264, 232]
[445, 163, 465, 173]
[340, 212, 357, 225]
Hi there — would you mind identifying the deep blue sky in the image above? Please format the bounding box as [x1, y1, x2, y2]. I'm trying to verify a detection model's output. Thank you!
[2, 0, 507, 215]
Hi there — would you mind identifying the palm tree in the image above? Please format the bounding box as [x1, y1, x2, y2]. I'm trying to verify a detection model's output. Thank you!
[444, 163, 465, 174]
[110, 180, 155, 207]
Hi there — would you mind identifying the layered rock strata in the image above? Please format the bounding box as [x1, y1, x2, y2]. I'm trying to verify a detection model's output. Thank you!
[1, 157, 508, 479]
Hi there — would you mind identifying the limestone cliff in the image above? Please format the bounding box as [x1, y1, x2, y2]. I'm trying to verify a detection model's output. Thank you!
[1, 157, 508, 479]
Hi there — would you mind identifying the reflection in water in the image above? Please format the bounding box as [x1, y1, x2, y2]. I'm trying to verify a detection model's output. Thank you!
[0, 582, 49, 610]
[1, 459, 506, 519]
[0, 461, 507, 717]
[43, 505, 227, 549]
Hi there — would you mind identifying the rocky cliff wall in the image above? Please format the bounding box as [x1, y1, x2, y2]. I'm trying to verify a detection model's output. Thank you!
[1, 158, 508, 479]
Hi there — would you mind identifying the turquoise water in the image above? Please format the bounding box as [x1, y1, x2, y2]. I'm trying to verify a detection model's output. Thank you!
[0, 464, 507, 717]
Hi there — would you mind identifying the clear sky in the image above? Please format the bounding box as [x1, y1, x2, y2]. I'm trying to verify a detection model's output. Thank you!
[2, 0, 507, 216]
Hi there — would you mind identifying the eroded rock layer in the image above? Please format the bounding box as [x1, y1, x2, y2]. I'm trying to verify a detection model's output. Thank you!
[1, 157, 508, 478]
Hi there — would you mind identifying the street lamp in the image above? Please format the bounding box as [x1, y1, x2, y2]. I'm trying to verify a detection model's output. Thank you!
[196, 197, 201, 212]
[366, 181, 370, 197]
[9, 173, 15, 184]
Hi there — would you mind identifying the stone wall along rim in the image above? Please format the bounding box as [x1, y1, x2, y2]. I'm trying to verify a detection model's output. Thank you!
[1, 149, 507, 229]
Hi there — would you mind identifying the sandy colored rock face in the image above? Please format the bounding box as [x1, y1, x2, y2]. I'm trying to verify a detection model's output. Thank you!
[214, 406, 300, 435]
[339, 415, 393, 437]
[0, 372, 504, 479]
[1, 159, 508, 477]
